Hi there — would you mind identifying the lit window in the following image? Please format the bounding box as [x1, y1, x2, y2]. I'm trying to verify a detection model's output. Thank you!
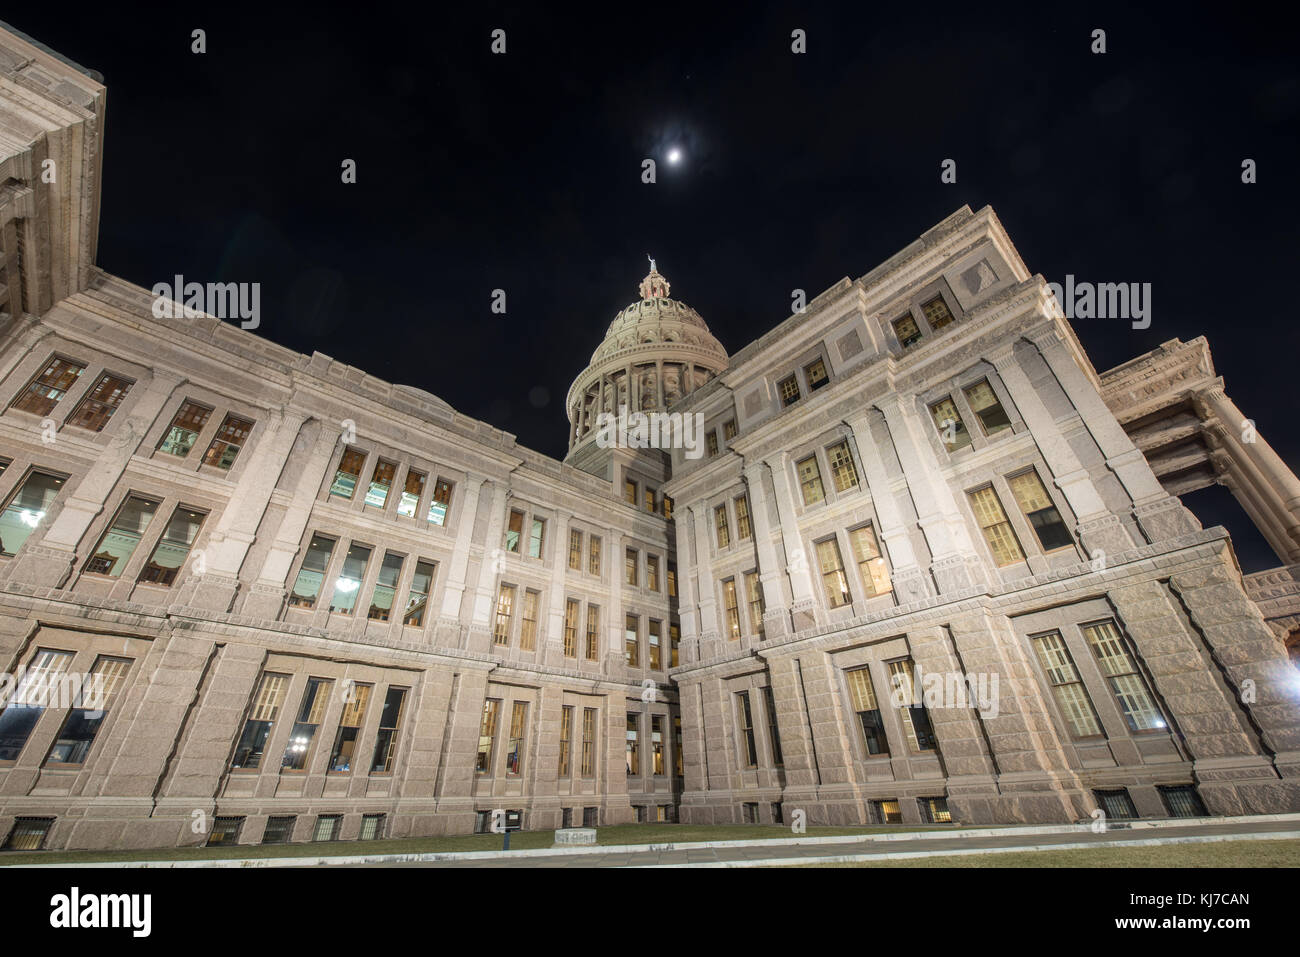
[723, 419, 738, 441]
[816, 538, 851, 608]
[929, 397, 972, 452]
[289, 535, 336, 608]
[922, 296, 954, 330]
[797, 456, 824, 505]
[669, 623, 680, 668]
[745, 571, 764, 638]
[10, 356, 84, 416]
[805, 358, 829, 392]
[330, 449, 367, 499]
[707, 432, 719, 456]
[364, 459, 396, 508]
[588, 535, 602, 575]
[626, 714, 640, 775]
[734, 495, 752, 539]
[0, 649, 73, 760]
[66, 373, 133, 432]
[894, 314, 922, 347]
[585, 605, 600, 660]
[563, 598, 580, 657]
[85, 495, 159, 577]
[849, 524, 891, 597]
[648, 620, 662, 669]
[558, 706, 574, 777]
[360, 814, 385, 839]
[370, 686, 408, 773]
[1083, 620, 1166, 732]
[0, 471, 66, 556]
[281, 677, 332, 771]
[778, 375, 801, 407]
[625, 547, 638, 586]
[667, 563, 677, 598]
[157, 400, 212, 458]
[625, 615, 640, 667]
[231, 672, 289, 768]
[1008, 470, 1073, 551]
[568, 528, 583, 570]
[312, 815, 341, 842]
[367, 551, 404, 621]
[427, 479, 453, 525]
[402, 560, 436, 627]
[963, 379, 1012, 436]
[328, 683, 371, 772]
[528, 517, 546, 559]
[477, 699, 500, 774]
[887, 659, 937, 751]
[723, 578, 741, 638]
[969, 486, 1025, 566]
[581, 708, 597, 776]
[137, 506, 205, 586]
[202, 414, 253, 470]
[714, 504, 731, 548]
[505, 509, 524, 553]
[644, 488, 656, 513]
[1032, 632, 1103, 737]
[624, 479, 637, 505]
[647, 554, 660, 591]
[846, 667, 889, 755]
[827, 441, 858, 491]
[652, 715, 665, 775]
[398, 469, 425, 517]
[494, 584, 515, 645]
[663, 496, 673, 520]
[327, 542, 372, 614]
[737, 692, 757, 767]
[505, 702, 528, 776]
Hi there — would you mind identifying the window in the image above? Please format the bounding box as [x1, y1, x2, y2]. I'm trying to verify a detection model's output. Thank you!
[477, 699, 500, 774]
[364, 459, 396, 508]
[1082, 620, 1166, 732]
[918, 796, 952, 823]
[137, 506, 205, 586]
[763, 686, 783, 766]
[85, 495, 159, 576]
[403, 559, 436, 627]
[289, 535, 336, 608]
[581, 708, 597, 777]
[262, 816, 296, 845]
[778, 375, 800, 407]
[849, 524, 891, 597]
[1094, 789, 1137, 821]
[874, 799, 902, 824]
[674, 714, 683, 776]
[663, 496, 673, 521]
[157, 400, 212, 458]
[736, 692, 758, 767]
[584, 606, 601, 660]
[625, 615, 640, 667]
[563, 598, 580, 657]
[669, 623, 680, 667]
[624, 479, 637, 505]
[398, 469, 425, 517]
[505, 509, 524, 553]
[651, 715, 665, 774]
[846, 667, 889, 755]
[745, 571, 764, 638]
[1032, 632, 1103, 737]
[887, 659, 938, 751]
[558, 705, 574, 777]
[528, 517, 546, 558]
[894, 314, 922, 347]
[922, 296, 954, 330]
[10, 356, 84, 415]
[588, 535, 601, 575]
[47, 656, 132, 765]
[667, 563, 677, 598]
[827, 440, 858, 492]
[625, 714, 640, 775]
[968, 486, 1025, 566]
[327, 542, 372, 614]
[3, 818, 53, 851]
[0, 650, 73, 761]
[714, 504, 730, 548]
[232, 673, 289, 768]
[327, 683, 371, 772]
[742, 802, 759, 824]
[734, 495, 752, 539]
[647, 554, 660, 591]
[625, 547, 638, 586]
[313, 815, 342, 842]
[367, 552, 405, 621]
[568, 528, 583, 570]
[360, 814, 385, 840]
[65, 373, 132, 432]
[816, 538, 851, 608]
[724, 419, 738, 442]
[805, 358, 829, 392]
[707, 431, 719, 456]
[648, 620, 662, 669]
[330, 449, 366, 499]
[963, 379, 1011, 436]
[929, 397, 972, 452]
[494, 584, 515, 645]
[520, 589, 539, 650]
[0, 470, 65, 556]
[1159, 785, 1207, 818]
[281, 677, 332, 771]
[1008, 470, 1073, 551]
[797, 456, 824, 506]
[202, 414, 253, 470]
[208, 817, 245, 847]
[582, 806, 597, 826]
[370, 687, 408, 773]
[505, 702, 528, 776]
[427, 479, 453, 526]
[722, 578, 741, 639]
[644, 487, 655, 513]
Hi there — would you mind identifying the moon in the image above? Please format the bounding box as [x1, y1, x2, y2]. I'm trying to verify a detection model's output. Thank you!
[667, 148, 682, 164]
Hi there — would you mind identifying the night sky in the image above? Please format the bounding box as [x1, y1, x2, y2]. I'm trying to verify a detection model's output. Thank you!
[11, 4, 1297, 571]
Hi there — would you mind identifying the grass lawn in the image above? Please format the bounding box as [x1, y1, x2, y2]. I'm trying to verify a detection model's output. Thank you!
[0, 822, 945, 866]
[804, 838, 1300, 868]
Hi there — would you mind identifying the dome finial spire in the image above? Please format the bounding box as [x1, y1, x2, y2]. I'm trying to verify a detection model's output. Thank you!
[639, 258, 670, 299]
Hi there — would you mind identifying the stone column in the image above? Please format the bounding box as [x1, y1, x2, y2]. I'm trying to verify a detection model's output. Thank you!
[433, 474, 485, 643]
[466, 480, 510, 653]
[690, 505, 722, 648]
[605, 525, 625, 677]
[432, 668, 493, 828]
[603, 693, 635, 824]
[672, 508, 701, 663]
[765, 452, 820, 630]
[742, 462, 793, 637]
[544, 510, 571, 666]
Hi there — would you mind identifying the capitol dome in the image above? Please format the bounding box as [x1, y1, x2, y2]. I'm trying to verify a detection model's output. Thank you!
[565, 262, 728, 455]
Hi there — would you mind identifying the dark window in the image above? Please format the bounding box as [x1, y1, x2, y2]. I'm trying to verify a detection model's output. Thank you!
[262, 816, 296, 844]
[1159, 785, 1207, 818]
[1094, 789, 1138, 821]
[207, 816, 244, 847]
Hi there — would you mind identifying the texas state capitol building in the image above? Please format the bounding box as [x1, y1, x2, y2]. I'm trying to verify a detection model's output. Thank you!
[0, 26, 1298, 853]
